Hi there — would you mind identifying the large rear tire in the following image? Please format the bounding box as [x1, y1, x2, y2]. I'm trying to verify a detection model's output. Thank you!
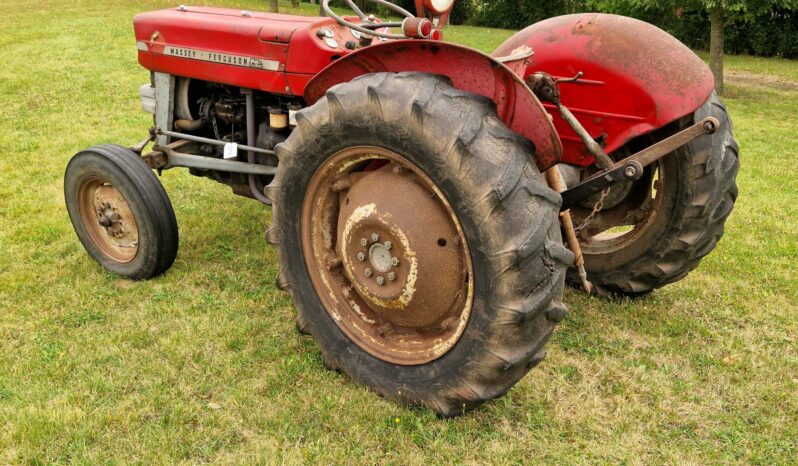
[269, 72, 572, 416]
[570, 93, 739, 295]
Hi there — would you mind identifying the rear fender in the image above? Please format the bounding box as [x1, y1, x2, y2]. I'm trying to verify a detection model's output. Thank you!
[493, 13, 715, 166]
[304, 40, 562, 170]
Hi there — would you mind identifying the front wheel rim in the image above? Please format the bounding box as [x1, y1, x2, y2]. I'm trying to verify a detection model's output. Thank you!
[77, 177, 139, 263]
[300, 146, 474, 365]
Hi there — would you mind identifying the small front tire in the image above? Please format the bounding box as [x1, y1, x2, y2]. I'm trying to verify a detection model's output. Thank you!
[65, 144, 179, 279]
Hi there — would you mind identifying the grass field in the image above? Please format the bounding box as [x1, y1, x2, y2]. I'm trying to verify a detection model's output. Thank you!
[1, 0, 796, 463]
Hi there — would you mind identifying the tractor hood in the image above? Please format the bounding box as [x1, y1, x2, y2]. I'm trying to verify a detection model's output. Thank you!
[133, 7, 359, 95]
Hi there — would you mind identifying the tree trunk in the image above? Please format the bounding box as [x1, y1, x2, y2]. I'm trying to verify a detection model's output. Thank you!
[270, 0, 278, 13]
[709, 7, 725, 95]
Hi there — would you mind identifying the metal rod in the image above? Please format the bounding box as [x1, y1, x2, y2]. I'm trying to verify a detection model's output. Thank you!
[243, 89, 273, 205]
[558, 104, 616, 171]
[321, 0, 407, 39]
[622, 116, 719, 168]
[161, 146, 277, 176]
[343, 0, 367, 20]
[359, 21, 403, 28]
[156, 128, 275, 156]
[546, 167, 593, 294]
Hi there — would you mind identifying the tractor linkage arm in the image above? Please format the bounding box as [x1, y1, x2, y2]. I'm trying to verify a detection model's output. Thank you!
[526, 72, 719, 212]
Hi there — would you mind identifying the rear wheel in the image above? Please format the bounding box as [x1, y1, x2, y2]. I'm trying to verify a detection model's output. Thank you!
[65, 144, 178, 279]
[569, 93, 739, 295]
[269, 72, 572, 416]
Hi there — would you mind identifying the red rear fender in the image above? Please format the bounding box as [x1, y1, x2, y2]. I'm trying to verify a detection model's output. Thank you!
[494, 13, 715, 166]
[304, 40, 562, 170]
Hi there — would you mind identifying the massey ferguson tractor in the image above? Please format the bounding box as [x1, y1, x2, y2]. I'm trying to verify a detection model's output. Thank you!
[64, 0, 739, 416]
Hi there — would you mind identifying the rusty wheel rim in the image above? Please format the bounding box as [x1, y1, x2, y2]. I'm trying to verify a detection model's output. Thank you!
[301, 146, 473, 365]
[581, 160, 667, 254]
[78, 177, 139, 263]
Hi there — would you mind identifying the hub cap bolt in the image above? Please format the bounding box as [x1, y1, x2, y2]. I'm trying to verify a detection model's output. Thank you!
[387, 272, 396, 281]
[360, 237, 368, 247]
[384, 241, 392, 250]
[371, 233, 379, 242]
[357, 252, 366, 261]
[376, 276, 385, 285]
[364, 268, 372, 277]
[391, 257, 399, 267]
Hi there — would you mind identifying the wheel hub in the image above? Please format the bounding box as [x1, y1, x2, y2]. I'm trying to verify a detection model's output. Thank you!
[78, 180, 139, 263]
[368, 241, 393, 273]
[338, 165, 466, 329]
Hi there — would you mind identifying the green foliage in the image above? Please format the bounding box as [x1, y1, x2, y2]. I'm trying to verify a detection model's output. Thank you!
[473, 0, 598, 29]
[464, 0, 798, 58]
[625, 0, 797, 18]
[327, 0, 476, 25]
[605, 1, 798, 57]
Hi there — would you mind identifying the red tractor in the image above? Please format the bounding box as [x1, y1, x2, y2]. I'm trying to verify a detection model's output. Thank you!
[64, 0, 739, 416]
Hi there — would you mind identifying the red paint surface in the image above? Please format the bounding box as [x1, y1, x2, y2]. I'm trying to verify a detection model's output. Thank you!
[134, 6, 360, 95]
[133, 8, 710, 170]
[304, 41, 563, 170]
[494, 13, 715, 166]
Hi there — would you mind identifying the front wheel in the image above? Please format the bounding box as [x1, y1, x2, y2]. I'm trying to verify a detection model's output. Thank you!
[65, 144, 179, 280]
[569, 93, 739, 296]
[269, 72, 572, 416]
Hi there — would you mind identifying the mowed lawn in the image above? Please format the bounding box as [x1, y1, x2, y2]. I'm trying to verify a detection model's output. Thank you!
[1, 0, 796, 463]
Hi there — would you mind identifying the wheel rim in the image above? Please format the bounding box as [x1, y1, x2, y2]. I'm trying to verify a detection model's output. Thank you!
[578, 160, 668, 255]
[301, 146, 473, 365]
[78, 177, 139, 263]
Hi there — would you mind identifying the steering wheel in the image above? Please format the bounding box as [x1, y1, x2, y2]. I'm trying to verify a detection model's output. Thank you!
[321, 0, 432, 40]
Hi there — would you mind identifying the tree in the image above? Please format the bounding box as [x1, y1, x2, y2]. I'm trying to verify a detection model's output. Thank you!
[622, 0, 796, 95]
[270, 0, 278, 13]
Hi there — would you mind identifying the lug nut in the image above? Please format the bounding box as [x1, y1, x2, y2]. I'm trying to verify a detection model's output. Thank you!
[371, 233, 379, 242]
[387, 272, 396, 281]
[364, 268, 372, 277]
[376, 276, 385, 285]
[357, 252, 366, 261]
[391, 257, 399, 267]
[384, 241, 392, 250]
[360, 237, 368, 246]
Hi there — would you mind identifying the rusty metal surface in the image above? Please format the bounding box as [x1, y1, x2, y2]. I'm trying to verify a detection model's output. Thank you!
[301, 146, 473, 365]
[303, 40, 563, 171]
[546, 168, 591, 293]
[78, 179, 139, 263]
[577, 160, 666, 255]
[494, 13, 716, 167]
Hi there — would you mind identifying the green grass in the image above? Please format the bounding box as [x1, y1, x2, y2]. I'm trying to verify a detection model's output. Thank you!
[1, 0, 796, 463]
